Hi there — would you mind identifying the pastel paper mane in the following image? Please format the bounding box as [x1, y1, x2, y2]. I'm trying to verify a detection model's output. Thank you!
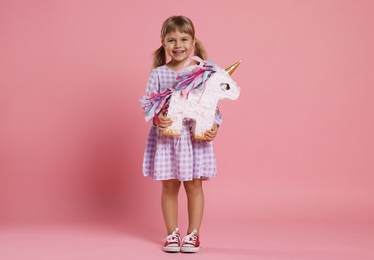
[140, 57, 240, 140]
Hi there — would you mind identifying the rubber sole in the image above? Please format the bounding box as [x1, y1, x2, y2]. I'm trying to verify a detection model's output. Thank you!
[163, 246, 180, 252]
[180, 246, 200, 253]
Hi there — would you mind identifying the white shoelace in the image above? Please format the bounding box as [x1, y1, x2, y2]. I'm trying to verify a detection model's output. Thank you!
[165, 228, 180, 243]
[182, 229, 198, 244]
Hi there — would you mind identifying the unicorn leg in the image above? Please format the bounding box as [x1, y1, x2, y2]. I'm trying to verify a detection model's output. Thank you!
[162, 115, 183, 136]
[194, 120, 213, 140]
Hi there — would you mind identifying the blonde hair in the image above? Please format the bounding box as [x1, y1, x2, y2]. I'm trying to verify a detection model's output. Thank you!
[153, 15, 207, 68]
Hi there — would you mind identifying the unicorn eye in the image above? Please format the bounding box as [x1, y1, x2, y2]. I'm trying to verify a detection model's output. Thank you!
[221, 83, 230, 90]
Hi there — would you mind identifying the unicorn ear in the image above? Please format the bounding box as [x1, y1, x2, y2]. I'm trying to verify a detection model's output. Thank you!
[224, 60, 242, 75]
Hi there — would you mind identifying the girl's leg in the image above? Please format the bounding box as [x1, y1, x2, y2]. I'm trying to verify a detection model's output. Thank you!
[161, 179, 181, 234]
[183, 178, 204, 235]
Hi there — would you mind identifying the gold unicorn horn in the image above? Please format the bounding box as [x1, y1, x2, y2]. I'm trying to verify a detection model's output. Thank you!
[224, 60, 242, 75]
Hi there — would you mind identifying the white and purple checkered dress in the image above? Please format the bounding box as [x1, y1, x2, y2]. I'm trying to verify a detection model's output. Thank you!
[142, 65, 222, 181]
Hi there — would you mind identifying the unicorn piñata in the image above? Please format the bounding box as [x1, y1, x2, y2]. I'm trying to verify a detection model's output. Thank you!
[141, 57, 241, 140]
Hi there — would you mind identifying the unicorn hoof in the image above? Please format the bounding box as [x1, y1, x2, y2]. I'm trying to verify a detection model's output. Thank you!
[194, 134, 207, 140]
[162, 130, 181, 137]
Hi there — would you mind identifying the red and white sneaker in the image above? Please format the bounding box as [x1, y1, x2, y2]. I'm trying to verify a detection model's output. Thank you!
[181, 229, 200, 253]
[163, 228, 181, 252]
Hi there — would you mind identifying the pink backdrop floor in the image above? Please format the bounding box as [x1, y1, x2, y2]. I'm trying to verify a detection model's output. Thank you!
[1, 218, 373, 260]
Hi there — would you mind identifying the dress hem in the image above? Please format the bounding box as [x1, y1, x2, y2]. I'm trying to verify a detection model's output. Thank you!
[143, 174, 216, 182]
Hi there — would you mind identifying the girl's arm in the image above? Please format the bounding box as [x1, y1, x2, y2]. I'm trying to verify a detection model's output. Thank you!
[204, 123, 219, 142]
[204, 107, 222, 142]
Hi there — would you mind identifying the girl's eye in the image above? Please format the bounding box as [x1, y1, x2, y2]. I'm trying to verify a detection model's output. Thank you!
[220, 83, 230, 90]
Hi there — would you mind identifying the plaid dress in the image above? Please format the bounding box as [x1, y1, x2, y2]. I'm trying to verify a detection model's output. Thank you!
[142, 65, 222, 181]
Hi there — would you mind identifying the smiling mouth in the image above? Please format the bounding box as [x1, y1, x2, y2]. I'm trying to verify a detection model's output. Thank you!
[173, 50, 185, 55]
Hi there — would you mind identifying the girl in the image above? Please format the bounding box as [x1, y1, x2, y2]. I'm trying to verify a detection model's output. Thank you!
[141, 15, 222, 253]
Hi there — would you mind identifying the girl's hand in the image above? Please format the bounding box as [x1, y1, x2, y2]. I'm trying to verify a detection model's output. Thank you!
[153, 109, 173, 131]
[204, 123, 219, 142]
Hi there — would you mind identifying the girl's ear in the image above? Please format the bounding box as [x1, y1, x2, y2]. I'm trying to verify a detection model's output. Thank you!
[161, 39, 165, 48]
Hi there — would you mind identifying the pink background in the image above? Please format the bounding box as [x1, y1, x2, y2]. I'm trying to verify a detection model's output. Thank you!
[1, 0, 374, 259]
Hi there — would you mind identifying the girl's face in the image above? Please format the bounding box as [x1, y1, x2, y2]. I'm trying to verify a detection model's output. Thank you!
[162, 30, 195, 66]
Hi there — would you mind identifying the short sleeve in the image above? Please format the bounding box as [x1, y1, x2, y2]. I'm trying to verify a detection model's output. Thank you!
[140, 69, 161, 120]
[145, 69, 160, 94]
